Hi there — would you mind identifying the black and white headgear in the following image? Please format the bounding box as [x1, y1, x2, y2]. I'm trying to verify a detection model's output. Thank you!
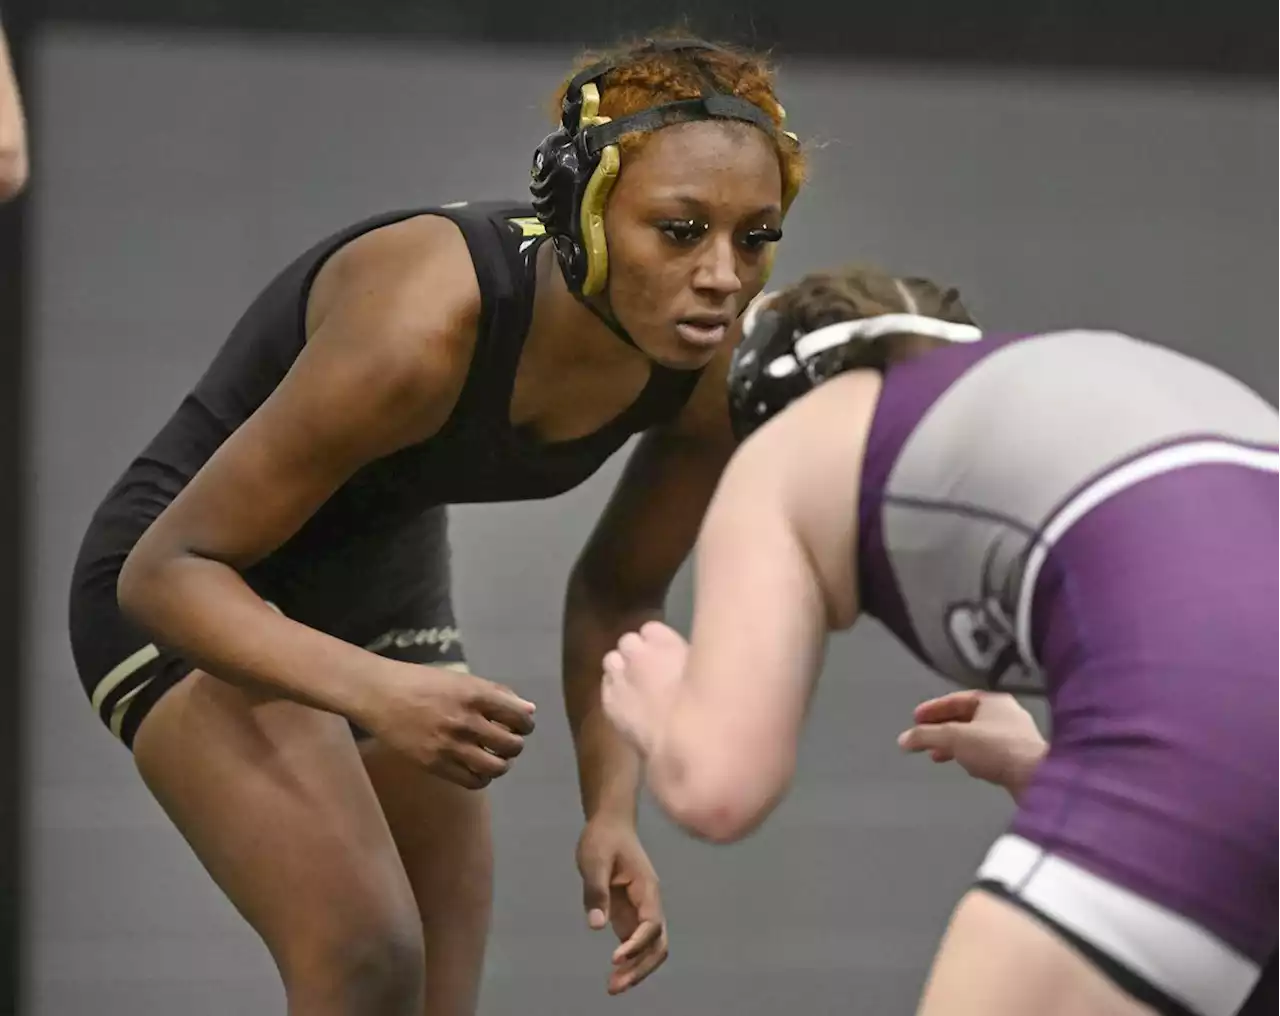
[726, 291, 983, 440]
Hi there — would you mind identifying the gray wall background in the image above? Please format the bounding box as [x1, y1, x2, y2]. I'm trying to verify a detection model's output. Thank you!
[23, 25, 1276, 1016]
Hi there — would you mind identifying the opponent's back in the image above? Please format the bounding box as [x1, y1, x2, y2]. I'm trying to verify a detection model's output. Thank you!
[858, 329, 1279, 690]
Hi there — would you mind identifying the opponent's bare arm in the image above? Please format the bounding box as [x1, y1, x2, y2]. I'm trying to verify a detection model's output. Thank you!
[603, 371, 880, 842]
[0, 17, 28, 200]
[562, 342, 741, 820]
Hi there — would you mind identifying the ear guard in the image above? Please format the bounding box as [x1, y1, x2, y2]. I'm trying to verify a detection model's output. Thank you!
[530, 39, 800, 299]
[726, 292, 983, 440]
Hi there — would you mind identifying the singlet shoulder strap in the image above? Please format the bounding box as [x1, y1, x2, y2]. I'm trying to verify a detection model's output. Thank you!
[418, 200, 707, 438]
[416, 201, 545, 435]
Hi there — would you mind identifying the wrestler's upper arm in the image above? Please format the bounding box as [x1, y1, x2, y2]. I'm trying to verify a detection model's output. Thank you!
[771, 370, 880, 631]
[125, 216, 480, 578]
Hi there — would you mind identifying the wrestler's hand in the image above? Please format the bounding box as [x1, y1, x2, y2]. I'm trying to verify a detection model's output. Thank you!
[576, 817, 670, 995]
[897, 690, 1047, 800]
[601, 620, 689, 758]
[358, 661, 535, 789]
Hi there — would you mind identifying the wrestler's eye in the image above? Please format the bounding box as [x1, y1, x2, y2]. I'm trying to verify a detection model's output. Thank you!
[742, 226, 783, 251]
[657, 220, 708, 245]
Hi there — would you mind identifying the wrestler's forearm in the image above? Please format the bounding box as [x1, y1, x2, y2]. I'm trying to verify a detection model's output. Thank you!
[642, 693, 716, 820]
[117, 549, 394, 724]
[644, 683, 792, 845]
[561, 575, 658, 823]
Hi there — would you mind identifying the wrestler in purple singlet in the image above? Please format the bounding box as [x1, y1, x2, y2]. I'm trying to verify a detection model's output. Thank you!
[856, 328, 1277, 1016]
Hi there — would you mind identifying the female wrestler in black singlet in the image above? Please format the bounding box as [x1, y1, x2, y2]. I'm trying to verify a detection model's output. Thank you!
[67, 35, 805, 1016]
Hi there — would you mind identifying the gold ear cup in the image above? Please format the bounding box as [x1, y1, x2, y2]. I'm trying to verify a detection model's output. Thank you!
[575, 83, 619, 297]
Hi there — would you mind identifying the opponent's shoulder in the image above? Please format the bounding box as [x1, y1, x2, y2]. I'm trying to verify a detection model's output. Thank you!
[739, 370, 881, 628]
[786, 369, 881, 494]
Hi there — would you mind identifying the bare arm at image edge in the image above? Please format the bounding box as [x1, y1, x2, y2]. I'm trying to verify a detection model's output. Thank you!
[0, 17, 29, 201]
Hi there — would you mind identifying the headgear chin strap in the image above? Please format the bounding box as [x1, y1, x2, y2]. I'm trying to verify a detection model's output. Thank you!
[727, 291, 983, 439]
[529, 40, 799, 352]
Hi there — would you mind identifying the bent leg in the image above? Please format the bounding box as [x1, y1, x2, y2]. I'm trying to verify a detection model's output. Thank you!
[362, 738, 494, 1016]
[339, 521, 495, 1015]
[916, 889, 1157, 1016]
[132, 669, 426, 1016]
[916, 885, 1157, 1013]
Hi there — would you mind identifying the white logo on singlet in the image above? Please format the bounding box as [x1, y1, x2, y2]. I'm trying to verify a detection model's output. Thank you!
[946, 597, 1016, 675]
[364, 625, 462, 655]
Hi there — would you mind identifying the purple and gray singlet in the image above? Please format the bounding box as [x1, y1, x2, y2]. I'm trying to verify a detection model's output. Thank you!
[857, 328, 1277, 1016]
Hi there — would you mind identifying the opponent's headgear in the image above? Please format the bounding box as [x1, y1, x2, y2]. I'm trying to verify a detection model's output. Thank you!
[726, 292, 984, 440]
[530, 39, 800, 300]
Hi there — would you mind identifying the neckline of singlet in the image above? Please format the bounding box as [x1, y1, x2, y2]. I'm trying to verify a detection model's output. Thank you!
[483, 232, 703, 458]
